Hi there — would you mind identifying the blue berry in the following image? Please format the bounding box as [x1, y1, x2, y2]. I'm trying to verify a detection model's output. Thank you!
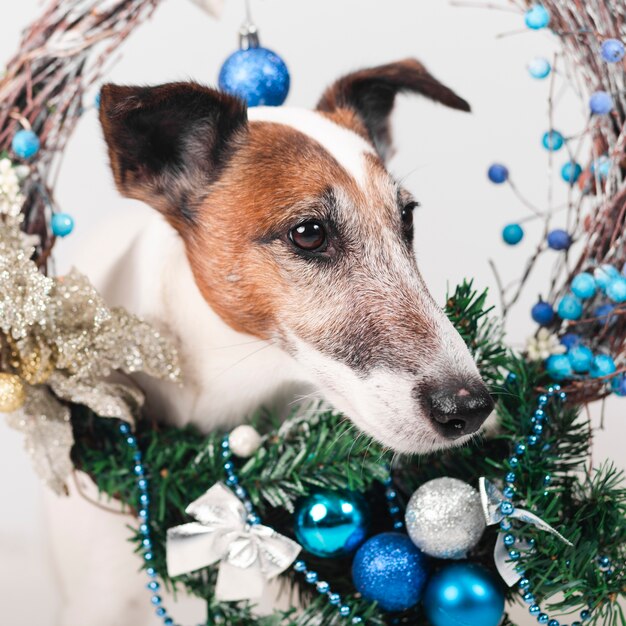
[557, 294, 583, 320]
[305, 571, 318, 584]
[601, 39, 625, 63]
[12, 129, 40, 159]
[561, 161, 582, 184]
[590, 90, 613, 115]
[611, 374, 626, 396]
[525, 5, 550, 29]
[568, 345, 593, 373]
[51, 213, 74, 237]
[571, 272, 596, 299]
[590, 354, 616, 378]
[606, 276, 626, 303]
[488, 163, 509, 184]
[546, 353, 573, 380]
[503, 223, 524, 245]
[542, 130, 564, 151]
[532, 300, 555, 325]
[547, 229, 571, 250]
[528, 57, 551, 79]
[560, 333, 580, 350]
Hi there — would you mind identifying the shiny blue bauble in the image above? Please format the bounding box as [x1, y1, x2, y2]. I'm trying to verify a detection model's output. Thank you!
[571, 272, 596, 299]
[12, 129, 40, 159]
[568, 345, 593, 373]
[218, 46, 289, 107]
[546, 354, 573, 380]
[557, 294, 583, 320]
[525, 5, 550, 30]
[487, 163, 508, 184]
[528, 57, 551, 79]
[423, 563, 505, 626]
[590, 354, 616, 378]
[352, 532, 428, 612]
[589, 90, 613, 115]
[542, 130, 564, 151]
[547, 229, 571, 250]
[561, 161, 582, 184]
[531, 300, 554, 326]
[606, 276, 626, 303]
[51, 213, 74, 237]
[502, 223, 524, 245]
[601, 39, 625, 63]
[294, 489, 369, 558]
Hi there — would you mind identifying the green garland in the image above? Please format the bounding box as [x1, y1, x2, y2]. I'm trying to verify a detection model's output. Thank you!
[72, 281, 626, 626]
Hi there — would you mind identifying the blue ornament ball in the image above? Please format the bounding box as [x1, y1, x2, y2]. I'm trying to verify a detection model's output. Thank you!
[525, 5, 550, 30]
[606, 276, 626, 303]
[568, 344, 594, 373]
[12, 129, 40, 159]
[546, 354, 573, 380]
[487, 163, 509, 184]
[352, 532, 428, 612]
[294, 489, 368, 558]
[601, 39, 625, 63]
[547, 229, 571, 250]
[423, 562, 505, 626]
[557, 294, 583, 320]
[531, 300, 554, 326]
[218, 46, 289, 107]
[502, 223, 524, 245]
[595, 304, 616, 326]
[594, 264, 619, 291]
[527, 57, 551, 79]
[560, 333, 581, 350]
[542, 130, 564, 151]
[590, 354, 616, 378]
[611, 374, 626, 397]
[589, 90, 613, 115]
[561, 161, 582, 184]
[51, 213, 74, 237]
[571, 272, 596, 299]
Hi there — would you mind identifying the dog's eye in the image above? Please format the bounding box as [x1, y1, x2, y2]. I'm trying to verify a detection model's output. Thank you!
[401, 202, 417, 238]
[289, 220, 327, 252]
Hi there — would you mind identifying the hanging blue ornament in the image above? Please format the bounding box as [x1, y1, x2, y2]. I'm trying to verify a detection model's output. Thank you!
[527, 57, 551, 79]
[502, 223, 524, 245]
[589, 91, 613, 115]
[590, 354, 616, 378]
[571, 272, 596, 299]
[51, 213, 75, 238]
[547, 229, 571, 250]
[601, 39, 625, 63]
[423, 562, 505, 626]
[531, 300, 554, 326]
[561, 161, 582, 184]
[568, 345, 594, 373]
[560, 333, 580, 350]
[294, 489, 369, 558]
[546, 354, 573, 380]
[352, 532, 428, 612]
[542, 130, 564, 151]
[487, 163, 509, 184]
[557, 294, 583, 320]
[606, 276, 626, 303]
[218, 20, 289, 107]
[611, 374, 626, 397]
[594, 264, 619, 291]
[12, 129, 40, 159]
[525, 5, 550, 30]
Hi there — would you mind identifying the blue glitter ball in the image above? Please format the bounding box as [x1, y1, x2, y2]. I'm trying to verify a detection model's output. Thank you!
[546, 354, 573, 380]
[594, 264, 619, 290]
[561, 161, 582, 184]
[560, 333, 580, 350]
[590, 90, 613, 115]
[352, 532, 428, 612]
[531, 300, 554, 326]
[568, 345, 593, 373]
[12, 129, 40, 159]
[557, 294, 583, 320]
[502, 223, 524, 245]
[547, 229, 571, 250]
[590, 354, 616, 378]
[51, 213, 75, 237]
[487, 163, 509, 184]
[423, 562, 505, 626]
[611, 374, 626, 397]
[294, 489, 369, 558]
[606, 276, 626, 303]
[542, 130, 564, 151]
[525, 5, 550, 29]
[601, 39, 625, 63]
[571, 272, 596, 299]
[528, 57, 551, 79]
[218, 46, 289, 107]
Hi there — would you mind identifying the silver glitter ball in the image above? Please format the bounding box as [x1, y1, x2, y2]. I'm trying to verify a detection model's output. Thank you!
[405, 477, 486, 559]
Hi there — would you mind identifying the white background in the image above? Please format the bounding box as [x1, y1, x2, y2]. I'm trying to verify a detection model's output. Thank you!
[0, 1, 623, 625]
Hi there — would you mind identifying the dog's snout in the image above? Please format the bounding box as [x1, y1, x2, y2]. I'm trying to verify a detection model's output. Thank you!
[424, 383, 494, 440]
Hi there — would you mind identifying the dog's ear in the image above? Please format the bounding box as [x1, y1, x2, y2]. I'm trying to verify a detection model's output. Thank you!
[316, 59, 470, 161]
[99, 82, 248, 228]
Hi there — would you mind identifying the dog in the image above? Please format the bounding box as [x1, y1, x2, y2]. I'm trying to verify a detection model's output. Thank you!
[44, 59, 494, 626]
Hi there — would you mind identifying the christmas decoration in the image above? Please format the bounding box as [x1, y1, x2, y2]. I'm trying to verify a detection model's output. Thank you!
[525, 328, 565, 361]
[571, 272, 596, 299]
[524, 5, 550, 30]
[11, 129, 40, 160]
[405, 477, 485, 559]
[294, 489, 369, 558]
[589, 90, 613, 115]
[50, 213, 74, 238]
[546, 229, 571, 251]
[351, 532, 428, 612]
[561, 161, 582, 184]
[541, 130, 564, 151]
[600, 38, 625, 63]
[527, 57, 551, 79]
[487, 163, 508, 184]
[228, 424, 262, 457]
[531, 300, 554, 326]
[422, 563, 505, 626]
[502, 223, 523, 245]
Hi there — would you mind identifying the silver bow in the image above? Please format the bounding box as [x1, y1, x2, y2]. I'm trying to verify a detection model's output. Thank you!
[479, 477, 573, 586]
[166, 483, 301, 601]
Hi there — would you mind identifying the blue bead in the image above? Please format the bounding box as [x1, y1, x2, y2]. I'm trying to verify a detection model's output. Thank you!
[590, 90, 613, 115]
[514, 443, 526, 456]
[500, 518, 512, 531]
[502, 223, 524, 245]
[530, 604, 541, 615]
[561, 161, 582, 184]
[519, 577, 530, 589]
[538, 613, 549, 624]
[534, 409, 545, 420]
[339, 605, 351, 617]
[155, 607, 166, 617]
[580, 609, 591, 621]
[590, 354, 616, 378]
[500, 501, 514, 515]
[393, 520, 404, 530]
[487, 163, 509, 184]
[506, 372, 517, 384]
[531, 301, 554, 326]
[139, 494, 150, 506]
[138, 478, 148, 490]
[221, 438, 230, 449]
[503, 486, 515, 499]
[607, 276, 626, 303]
[385, 489, 397, 500]
[509, 456, 519, 468]
[244, 500, 254, 512]
[548, 229, 572, 251]
[557, 295, 582, 321]
[523, 592, 535, 603]
[506, 471, 517, 483]
[544, 474, 552, 485]
[146, 567, 157, 577]
[139, 523, 149, 535]
[549, 620, 560, 626]
[133, 451, 142, 462]
[226, 475, 239, 486]
[235, 485, 247, 499]
[51, 213, 75, 238]
[525, 4, 550, 29]
[147, 581, 160, 591]
[351, 618, 363, 624]
[598, 555, 611, 568]
[542, 130, 564, 151]
[119, 423, 130, 434]
[328, 593, 341, 605]
[509, 549, 521, 561]
[533, 423, 544, 435]
[221, 449, 231, 459]
[528, 435, 539, 446]
[316, 581, 329, 594]
[539, 394, 549, 406]
[382, 475, 393, 486]
[389, 505, 400, 515]
[164, 619, 173, 626]
[134, 464, 144, 476]
[139, 509, 148, 520]
[568, 345, 594, 373]
[12, 129, 40, 159]
[223, 461, 234, 472]
[144, 552, 153, 561]
[247, 513, 261, 525]
[528, 57, 551, 79]
[601, 38, 625, 63]
[294, 560, 306, 572]
[305, 571, 318, 584]
[503, 533, 515, 547]
[142, 538, 152, 549]
[219, 46, 290, 107]
[572, 622, 582, 626]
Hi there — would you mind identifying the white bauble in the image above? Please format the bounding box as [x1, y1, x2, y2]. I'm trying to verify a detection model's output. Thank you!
[228, 424, 262, 458]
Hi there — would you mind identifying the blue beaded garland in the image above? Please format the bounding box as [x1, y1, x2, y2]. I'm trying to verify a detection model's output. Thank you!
[502, 223, 524, 245]
[601, 38, 625, 63]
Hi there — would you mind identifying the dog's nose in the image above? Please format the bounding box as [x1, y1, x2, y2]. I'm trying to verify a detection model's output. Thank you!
[425, 384, 494, 439]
